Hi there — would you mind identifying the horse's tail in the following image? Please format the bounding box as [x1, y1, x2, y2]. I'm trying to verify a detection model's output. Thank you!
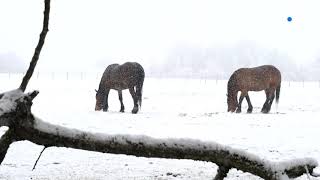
[276, 84, 281, 104]
[136, 68, 145, 109]
[136, 79, 144, 109]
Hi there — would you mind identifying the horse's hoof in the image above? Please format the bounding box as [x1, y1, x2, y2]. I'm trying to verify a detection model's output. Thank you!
[247, 109, 253, 113]
[120, 109, 125, 113]
[103, 109, 108, 112]
[131, 108, 138, 114]
[261, 109, 269, 114]
[236, 109, 241, 113]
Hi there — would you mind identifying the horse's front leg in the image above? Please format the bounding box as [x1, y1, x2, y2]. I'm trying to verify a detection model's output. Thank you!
[245, 95, 253, 113]
[118, 90, 125, 112]
[236, 92, 245, 113]
[129, 87, 139, 114]
[103, 89, 110, 112]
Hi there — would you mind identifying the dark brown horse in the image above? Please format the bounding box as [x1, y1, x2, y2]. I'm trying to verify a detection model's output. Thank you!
[95, 62, 145, 114]
[227, 65, 281, 113]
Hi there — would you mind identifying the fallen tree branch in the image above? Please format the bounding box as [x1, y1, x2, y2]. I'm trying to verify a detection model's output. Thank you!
[16, 119, 319, 179]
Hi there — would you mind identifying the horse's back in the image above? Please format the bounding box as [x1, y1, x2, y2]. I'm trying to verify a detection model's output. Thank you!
[255, 65, 281, 82]
[101, 62, 144, 90]
[118, 62, 145, 80]
[230, 65, 281, 91]
[236, 65, 280, 79]
[122, 62, 145, 75]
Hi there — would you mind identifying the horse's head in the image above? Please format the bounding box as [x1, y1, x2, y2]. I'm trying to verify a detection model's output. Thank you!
[227, 93, 237, 112]
[95, 89, 104, 111]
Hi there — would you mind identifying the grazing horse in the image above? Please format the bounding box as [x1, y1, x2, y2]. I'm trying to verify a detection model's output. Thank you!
[95, 62, 145, 114]
[227, 65, 281, 113]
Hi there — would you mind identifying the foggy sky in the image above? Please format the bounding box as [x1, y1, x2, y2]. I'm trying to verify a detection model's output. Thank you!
[0, 0, 319, 79]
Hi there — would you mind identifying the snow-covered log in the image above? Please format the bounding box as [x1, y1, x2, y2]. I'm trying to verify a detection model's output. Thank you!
[0, 90, 317, 180]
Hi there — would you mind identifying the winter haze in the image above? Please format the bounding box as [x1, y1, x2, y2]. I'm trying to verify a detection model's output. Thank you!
[0, 0, 320, 80]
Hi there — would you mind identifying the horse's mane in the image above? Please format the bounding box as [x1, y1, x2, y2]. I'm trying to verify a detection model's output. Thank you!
[227, 73, 237, 97]
[98, 64, 118, 92]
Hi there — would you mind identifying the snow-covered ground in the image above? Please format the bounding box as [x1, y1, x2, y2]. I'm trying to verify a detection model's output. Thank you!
[0, 73, 320, 180]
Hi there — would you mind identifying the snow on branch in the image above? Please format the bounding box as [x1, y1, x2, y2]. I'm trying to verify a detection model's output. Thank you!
[0, 89, 24, 126]
[15, 115, 317, 180]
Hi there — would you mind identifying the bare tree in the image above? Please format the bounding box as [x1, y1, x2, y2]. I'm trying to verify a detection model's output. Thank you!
[0, 1, 318, 180]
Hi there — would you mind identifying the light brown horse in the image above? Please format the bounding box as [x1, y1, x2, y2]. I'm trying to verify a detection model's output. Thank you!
[227, 65, 281, 113]
[95, 62, 145, 114]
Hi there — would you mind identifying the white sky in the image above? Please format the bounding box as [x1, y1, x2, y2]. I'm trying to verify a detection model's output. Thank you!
[0, 0, 320, 71]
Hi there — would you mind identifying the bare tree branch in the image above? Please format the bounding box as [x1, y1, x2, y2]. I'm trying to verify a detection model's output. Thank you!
[19, 0, 51, 92]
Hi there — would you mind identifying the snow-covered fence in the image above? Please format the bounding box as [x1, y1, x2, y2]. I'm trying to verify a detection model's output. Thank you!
[2, 72, 319, 87]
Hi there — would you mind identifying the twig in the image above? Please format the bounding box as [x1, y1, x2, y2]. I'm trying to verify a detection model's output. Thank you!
[32, 146, 47, 171]
[311, 171, 320, 177]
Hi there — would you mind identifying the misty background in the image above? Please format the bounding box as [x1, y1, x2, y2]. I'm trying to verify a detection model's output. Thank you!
[0, 0, 320, 80]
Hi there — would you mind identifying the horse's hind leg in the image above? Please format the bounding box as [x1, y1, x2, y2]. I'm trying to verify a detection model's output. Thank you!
[245, 95, 253, 113]
[261, 90, 269, 113]
[129, 87, 139, 114]
[266, 91, 275, 112]
[118, 90, 125, 112]
[262, 89, 275, 113]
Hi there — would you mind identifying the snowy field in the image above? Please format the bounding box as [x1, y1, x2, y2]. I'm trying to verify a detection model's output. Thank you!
[0, 72, 320, 180]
